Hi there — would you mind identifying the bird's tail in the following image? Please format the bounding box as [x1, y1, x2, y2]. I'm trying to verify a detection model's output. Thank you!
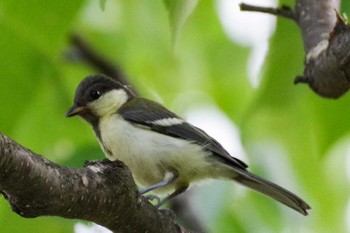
[233, 169, 310, 215]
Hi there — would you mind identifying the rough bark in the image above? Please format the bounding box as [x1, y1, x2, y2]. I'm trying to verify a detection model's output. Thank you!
[241, 0, 350, 99]
[0, 133, 189, 233]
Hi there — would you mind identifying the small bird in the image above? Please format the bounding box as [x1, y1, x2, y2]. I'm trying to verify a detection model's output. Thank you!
[66, 74, 310, 215]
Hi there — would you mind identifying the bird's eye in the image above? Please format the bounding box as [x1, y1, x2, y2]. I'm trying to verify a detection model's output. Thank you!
[90, 90, 102, 100]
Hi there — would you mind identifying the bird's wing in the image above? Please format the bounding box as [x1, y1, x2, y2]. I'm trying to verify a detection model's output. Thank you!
[118, 98, 247, 169]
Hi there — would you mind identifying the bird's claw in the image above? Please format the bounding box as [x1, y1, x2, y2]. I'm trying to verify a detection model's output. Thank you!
[144, 194, 161, 207]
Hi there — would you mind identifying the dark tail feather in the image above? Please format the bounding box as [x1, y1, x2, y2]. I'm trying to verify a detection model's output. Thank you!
[233, 170, 310, 215]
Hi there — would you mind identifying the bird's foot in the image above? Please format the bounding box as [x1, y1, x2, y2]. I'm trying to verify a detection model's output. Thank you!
[144, 194, 161, 206]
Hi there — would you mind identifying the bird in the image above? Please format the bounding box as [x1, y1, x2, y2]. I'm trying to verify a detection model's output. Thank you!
[66, 74, 310, 215]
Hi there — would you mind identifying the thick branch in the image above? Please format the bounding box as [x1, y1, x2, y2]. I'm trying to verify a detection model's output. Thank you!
[295, 0, 340, 51]
[240, 0, 350, 99]
[0, 133, 188, 233]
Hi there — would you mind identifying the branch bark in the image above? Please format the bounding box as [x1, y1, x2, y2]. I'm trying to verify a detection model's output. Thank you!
[0, 133, 189, 233]
[241, 0, 350, 99]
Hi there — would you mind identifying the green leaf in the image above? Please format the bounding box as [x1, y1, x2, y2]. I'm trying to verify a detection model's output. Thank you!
[163, 0, 199, 45]
[0, 24, 47, 134]
[99, 0, 107, 11]
[0, 0, 84, 56]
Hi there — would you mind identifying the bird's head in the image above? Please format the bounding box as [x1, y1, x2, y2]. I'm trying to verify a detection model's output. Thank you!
[66, 74, 134, 124]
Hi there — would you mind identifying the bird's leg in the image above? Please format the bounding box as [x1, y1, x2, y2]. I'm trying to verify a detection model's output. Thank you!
[139, 172, 177, 206]
[139, 171, 178, 194]
[155, 185, 189, 208]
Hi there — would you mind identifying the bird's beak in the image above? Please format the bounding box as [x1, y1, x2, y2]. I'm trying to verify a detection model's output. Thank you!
[65, 105, 90, 117]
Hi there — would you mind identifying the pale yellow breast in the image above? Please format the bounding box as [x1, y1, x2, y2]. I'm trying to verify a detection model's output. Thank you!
[98, 114, 229, 194]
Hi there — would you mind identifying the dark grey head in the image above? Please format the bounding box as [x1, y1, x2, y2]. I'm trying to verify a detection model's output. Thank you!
[66, 74, 135, 125]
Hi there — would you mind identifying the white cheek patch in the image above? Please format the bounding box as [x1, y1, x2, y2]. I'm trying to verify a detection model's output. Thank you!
[89, 89, 128, 117]
[151, 118, 184, 127]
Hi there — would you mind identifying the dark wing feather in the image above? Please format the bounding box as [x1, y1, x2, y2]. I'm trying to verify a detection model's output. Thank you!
[118, 98, 247, 169]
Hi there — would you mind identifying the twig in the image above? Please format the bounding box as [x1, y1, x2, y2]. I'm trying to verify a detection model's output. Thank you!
[240, 3, 295, 20]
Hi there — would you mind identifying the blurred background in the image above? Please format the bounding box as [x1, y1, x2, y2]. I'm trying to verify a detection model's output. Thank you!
[1, 0, 350, 232]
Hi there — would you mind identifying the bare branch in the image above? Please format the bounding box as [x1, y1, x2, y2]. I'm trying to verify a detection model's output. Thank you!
[295, 0, 340, 52]
[0, 133, 188, 233]
[240, 0, 350, 99]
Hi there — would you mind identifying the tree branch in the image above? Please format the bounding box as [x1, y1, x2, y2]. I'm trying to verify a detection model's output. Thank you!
[240, 0, 350, 99]
[0, 133, 188, 233]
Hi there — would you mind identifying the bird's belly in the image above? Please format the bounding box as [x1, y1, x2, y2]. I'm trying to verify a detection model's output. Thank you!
[98, 116, 218, 193]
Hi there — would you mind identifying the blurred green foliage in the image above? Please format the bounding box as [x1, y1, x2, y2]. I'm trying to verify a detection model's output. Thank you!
[0, 0, 350, 232]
